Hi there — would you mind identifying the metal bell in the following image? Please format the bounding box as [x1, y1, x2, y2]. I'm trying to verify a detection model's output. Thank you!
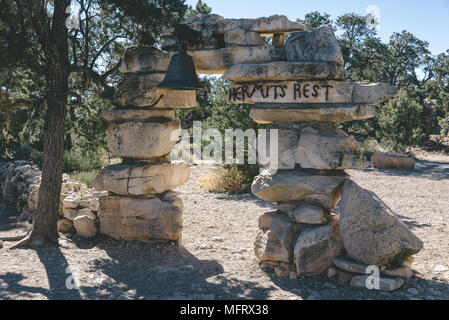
[157, 43, 202, 90]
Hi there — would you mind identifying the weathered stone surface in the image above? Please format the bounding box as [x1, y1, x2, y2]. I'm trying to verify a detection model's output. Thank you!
[189, 46, 285, 74]
[250, 104, 376, 123]
[371, 152, 415, 170]
[57, 219, 74, 233]
[99, 195, 182, 243]
[224, 62, 345, 82]
[102, 108, 175, 121]
[252, 169, 347, 211]
[93, 163, 189, 196]
[108, 121, 180, 159]
[350, 275, 404, 291]
[120, 46, 173, 74]
[339, 180, 423, 266]
[333, 257, 368, 274]
[286, 26, 344, 66]
[73, 215, 97, 237]
[294, 220, 343, 275]
[113, 73, 196, 108]
[257, 123, 367, 170]
[227, 81, 397, 104]
[327, 266, 354, 283]
[254, 211, 295, 263]
[383, 266, 415, 278]
[289, 203, 327, 224]
[224, 29, 264, 46]
[294, 123, 367, 170]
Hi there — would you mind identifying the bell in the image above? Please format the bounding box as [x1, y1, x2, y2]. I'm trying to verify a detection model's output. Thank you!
[157, 43, 202, 90]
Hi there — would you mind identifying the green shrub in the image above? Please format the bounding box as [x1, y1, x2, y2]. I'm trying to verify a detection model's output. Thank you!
[377, 89, 425, 150]
[63, 151, 106, 173]
[198, 164, 259, 194]
[69, 170, 99, 188]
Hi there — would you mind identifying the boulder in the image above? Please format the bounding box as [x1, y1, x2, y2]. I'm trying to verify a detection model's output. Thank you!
[108, 120, 180, 159]
[252, 169, 347, 211]
[93, 163, 189, 196]
[289, 203, 327, 225]
[254, 211, 295, 263]
[294, 220, 343, 275]
[339, 180, 423, 266]
[286, 26, 343, 65]
[73, 215, 97, 237]
[350, 275, 404, 291]
[294, 123, 367, 170]
[249, 104, 376, 124]
[112, 73, 196, 108]
[98, 195, 182, 243]
[224, 62, 345, 82]
[371, 152, 415, 170]
[102, 108, 175, 122]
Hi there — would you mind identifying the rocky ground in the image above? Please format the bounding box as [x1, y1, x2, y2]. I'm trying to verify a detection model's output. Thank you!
[0, 152, 448, 300]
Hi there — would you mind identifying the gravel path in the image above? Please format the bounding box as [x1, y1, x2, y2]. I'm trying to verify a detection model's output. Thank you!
[0, 154, 449, 300]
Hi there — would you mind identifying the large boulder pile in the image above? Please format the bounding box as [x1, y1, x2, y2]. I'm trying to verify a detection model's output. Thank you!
[0, 160, 106, 237]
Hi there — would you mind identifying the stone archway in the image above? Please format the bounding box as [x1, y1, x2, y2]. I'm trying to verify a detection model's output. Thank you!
[94, 14, 422, 289]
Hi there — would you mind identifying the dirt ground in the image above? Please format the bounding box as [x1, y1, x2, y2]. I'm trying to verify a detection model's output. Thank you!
[1, 152, 449, 300]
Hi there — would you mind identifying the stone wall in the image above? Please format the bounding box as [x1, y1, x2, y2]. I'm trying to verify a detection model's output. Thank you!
[0, 161, 106, 237]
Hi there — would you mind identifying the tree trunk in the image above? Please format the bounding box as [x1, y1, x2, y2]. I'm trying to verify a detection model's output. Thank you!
[12, 0, 70, 247]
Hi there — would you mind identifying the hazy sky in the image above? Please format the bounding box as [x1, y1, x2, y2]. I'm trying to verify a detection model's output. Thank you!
[185, 0, 449, 56]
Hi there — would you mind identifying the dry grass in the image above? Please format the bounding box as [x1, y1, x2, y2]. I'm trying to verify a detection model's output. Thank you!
[198, 166, 252, 194]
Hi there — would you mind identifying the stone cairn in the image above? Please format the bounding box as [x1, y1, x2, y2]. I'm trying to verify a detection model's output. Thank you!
[96, 14, 423, 290]
[92, 48, 197, 246]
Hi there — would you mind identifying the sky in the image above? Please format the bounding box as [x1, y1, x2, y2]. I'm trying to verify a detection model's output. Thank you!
[185, 0, 449, 56]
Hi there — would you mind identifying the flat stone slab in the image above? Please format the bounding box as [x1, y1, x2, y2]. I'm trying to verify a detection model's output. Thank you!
[252, 169, 348, 211]
[227, 81, 397, 104]
[249, 104, 376, 123]
[333, 257, 368, 274]
[93, 163, 189, 196]
[350, 275, 404, 291]
[224, 62, 345, 82]
[102, 108, 175, 121]
[108, 120, 180, 159]
[99, 194, 182, 243]
[113, 73, 196, 108]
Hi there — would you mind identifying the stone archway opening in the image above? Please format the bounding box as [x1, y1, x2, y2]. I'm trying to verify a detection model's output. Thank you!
[94, 14, 422, 290]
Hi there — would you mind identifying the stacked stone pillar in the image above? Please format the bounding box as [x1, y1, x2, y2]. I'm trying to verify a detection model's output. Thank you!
[93, 48, 196, 245]
[224, 25, 423, 288]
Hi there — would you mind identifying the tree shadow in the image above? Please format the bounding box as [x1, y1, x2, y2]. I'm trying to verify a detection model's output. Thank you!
[72, 236, 276, 300]
[357, 160, 449, 181]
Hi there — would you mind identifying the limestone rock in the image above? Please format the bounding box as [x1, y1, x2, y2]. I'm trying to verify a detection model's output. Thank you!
[224, 62, 345, 82]
[57, 219, 74, 233]
[350, 275, 404, 291]
[102, 108, 175, 122]
[294, 123, 367, 170]
[339, 180, 423, 266]
[108, 121, 180, 159]
[252, 169, 347, 211]
[93, 163, 189, 196]
[383, 266, 415, 278]
[112, 73, 196, 108]
[73, 215, 97, 237]
[289, 203, 327, 225]
[77, 208, 96, 221]
[286, 26, 344, 66]
[294, 221, 343, 275]
[254, 211, 295, 263]
[333, 257, 368, 274]
[224, 29, 264, 46]
[120, 47, 173, 74]
[99, 195, 182, 243]
[371, 152, 415, 170]
[256, 128, 298, 170]
[249, 104, 376, 124]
